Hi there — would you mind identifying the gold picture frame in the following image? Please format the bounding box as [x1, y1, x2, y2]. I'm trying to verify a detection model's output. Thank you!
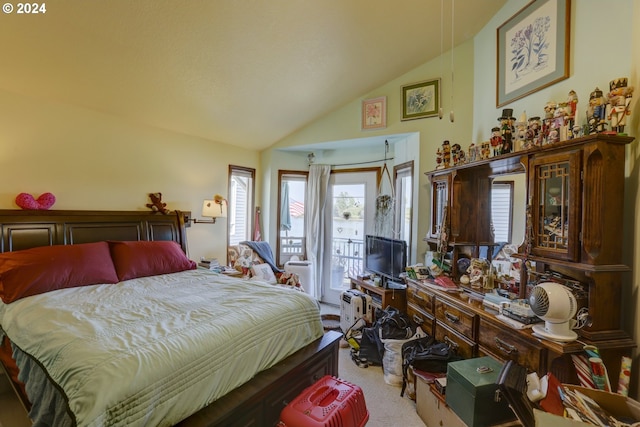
[496, 0, 571, 107]
[361, 96, 387, 130]
[401, 78, 441, 121]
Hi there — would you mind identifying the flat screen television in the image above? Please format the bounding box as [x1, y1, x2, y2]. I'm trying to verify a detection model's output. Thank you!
[364, 235, 408, 282]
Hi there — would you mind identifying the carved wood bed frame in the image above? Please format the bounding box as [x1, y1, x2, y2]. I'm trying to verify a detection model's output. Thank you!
[0, 209, 340, 427]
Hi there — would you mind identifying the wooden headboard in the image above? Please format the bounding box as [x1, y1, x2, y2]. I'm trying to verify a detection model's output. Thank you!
[0, 210, 191, 253]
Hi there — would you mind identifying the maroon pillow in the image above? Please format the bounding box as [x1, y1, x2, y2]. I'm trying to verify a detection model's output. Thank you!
[0, 242, 119, 304]
[108, 240, 196, 281]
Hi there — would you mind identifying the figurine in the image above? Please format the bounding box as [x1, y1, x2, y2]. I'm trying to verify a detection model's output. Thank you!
[542, 101, 557, 144]
[451, 143, 465, 165]
[587, 87, 607, 134]
[480, 141, 491, 160]
[525, 116, 542, 148]
[441, 140, 451, 168]
[490, 127, 502, 157]
[435, 147, 444, 170]
[467, 143, 477, 162]
[563, 90, 579, 136]
[498, 108, 515, 154]
[514, 111, 527, 151]
[551, 106, 567, 142]
[606, 77, 634, 134]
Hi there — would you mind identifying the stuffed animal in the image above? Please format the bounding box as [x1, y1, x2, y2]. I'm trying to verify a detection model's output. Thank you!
[15, 192, 56, 210]
[146, 192, 170, 214]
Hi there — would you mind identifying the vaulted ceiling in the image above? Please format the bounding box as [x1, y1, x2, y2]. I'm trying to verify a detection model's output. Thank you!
[1, 0, 507, 150]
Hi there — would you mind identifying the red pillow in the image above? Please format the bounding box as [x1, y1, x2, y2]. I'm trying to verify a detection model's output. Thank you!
[0, 242, 119, 304]
[108, 240, 196, 281]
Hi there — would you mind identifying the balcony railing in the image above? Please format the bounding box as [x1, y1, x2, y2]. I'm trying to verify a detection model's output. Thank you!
[279, 236, 365, 282]
[279, 236, 305, 264]
[332, 237, 364, 280]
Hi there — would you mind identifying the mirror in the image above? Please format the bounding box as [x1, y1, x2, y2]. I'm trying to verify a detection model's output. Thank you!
[492, 172, 526, 246]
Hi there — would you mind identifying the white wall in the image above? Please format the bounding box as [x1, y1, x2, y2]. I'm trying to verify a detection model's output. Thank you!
[473, 0, 639, 396]
[0, 89, 260, 262]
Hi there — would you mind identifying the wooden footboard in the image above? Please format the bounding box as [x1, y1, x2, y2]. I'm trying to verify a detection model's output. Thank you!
[176, 330, 342, 427]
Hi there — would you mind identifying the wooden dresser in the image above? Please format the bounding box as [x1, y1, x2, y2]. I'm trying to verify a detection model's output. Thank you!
[422, 134, 636, 383]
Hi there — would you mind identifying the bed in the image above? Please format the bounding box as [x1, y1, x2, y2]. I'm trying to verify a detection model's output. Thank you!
[0, 209, 340, 427]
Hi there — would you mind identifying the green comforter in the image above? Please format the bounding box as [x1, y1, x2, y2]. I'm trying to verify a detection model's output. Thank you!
[0, 270, 323, 426]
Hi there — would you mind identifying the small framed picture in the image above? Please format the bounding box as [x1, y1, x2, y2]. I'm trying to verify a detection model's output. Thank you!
[401, 79, 441, 121]
[361, 96, 387, 130]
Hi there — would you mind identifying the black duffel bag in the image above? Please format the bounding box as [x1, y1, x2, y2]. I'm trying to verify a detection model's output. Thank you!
[400, 336, 462, 396]
[378, 306, 416, 340]
[357, 324, 384, 365]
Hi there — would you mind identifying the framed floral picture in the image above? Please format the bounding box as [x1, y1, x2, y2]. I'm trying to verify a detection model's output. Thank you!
[401, 79, 440, 121]
[361, 96, 387, 130]
[496, 0, 571, 107]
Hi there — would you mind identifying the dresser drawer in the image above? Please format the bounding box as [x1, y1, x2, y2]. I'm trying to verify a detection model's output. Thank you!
[435, 298, 476, 340]
[435, 322, 476, 360]
[477, 318, 545, 373]
[407, 282, 435, 314]
[407, 302, 435, 336]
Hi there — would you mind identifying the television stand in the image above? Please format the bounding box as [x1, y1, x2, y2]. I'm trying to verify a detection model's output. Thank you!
[349, 277, 407, 321]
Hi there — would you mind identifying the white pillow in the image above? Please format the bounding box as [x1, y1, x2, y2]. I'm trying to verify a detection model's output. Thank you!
[250, 263, 277, 284]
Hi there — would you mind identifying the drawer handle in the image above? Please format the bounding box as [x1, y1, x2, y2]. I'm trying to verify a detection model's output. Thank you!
[495, 338, 518, 355]
[413, 314, 424, 324]
[444, 311, 460, 323]
[413, 292, 425, 302]
[444, 336, 459, 350]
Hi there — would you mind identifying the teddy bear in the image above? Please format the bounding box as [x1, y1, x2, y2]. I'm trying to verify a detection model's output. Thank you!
[146, 192, 170, 214]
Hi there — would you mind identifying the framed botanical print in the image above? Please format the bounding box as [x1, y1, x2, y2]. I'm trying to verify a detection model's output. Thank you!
[401, 79, 441, 121]
[362, 96, 387, 130]
[496, 0, 571, 107]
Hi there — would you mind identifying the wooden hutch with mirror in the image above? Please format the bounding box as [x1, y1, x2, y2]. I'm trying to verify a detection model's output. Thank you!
[413, 133, 635, 383]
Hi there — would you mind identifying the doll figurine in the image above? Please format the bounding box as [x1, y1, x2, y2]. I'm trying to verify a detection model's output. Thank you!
[514, 111, 527, 151]
[525, 116, 541, 149]
[441, 140, 451, 168]
[564, 90, 578, 135]
[606, 77, 634, 134]
[490, 127, 502, 157]
[587, 87, 607, 134]
[498, 109, 515, 154]
[542, 101, 557, 144]
[435, 147, 444, 170]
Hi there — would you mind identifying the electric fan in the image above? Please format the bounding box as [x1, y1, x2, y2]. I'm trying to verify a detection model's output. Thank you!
[528, 282, 578, 342]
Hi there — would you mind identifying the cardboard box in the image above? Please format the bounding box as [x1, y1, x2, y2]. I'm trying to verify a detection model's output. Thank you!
[534, 385, 640, 427]
[416, 372, 466, 427]
[446, 356, 516, 427]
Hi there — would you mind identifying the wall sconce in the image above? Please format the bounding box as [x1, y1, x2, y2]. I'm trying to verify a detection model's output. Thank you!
[193, 195, 227, 224]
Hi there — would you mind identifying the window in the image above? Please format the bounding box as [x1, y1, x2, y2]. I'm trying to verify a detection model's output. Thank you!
[228, 166, 255, 246]
[277, 171, 308, 265]
[394, 161, 414, 261]
[491, 181, 514, 243]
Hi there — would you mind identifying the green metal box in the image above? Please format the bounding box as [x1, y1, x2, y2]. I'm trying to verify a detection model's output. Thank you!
[445, 356, 515, 427]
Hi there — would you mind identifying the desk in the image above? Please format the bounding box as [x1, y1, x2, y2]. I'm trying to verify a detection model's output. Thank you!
[349, 277, 406, 319]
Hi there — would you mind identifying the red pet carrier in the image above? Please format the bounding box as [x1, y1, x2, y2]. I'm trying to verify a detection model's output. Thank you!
[279, 375, 369, 427]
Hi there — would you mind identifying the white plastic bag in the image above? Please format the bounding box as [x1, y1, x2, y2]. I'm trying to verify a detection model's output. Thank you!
[381, 327, 427, 386]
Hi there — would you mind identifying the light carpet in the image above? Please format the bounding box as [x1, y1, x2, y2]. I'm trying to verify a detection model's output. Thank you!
[337, 344, 426, 427]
